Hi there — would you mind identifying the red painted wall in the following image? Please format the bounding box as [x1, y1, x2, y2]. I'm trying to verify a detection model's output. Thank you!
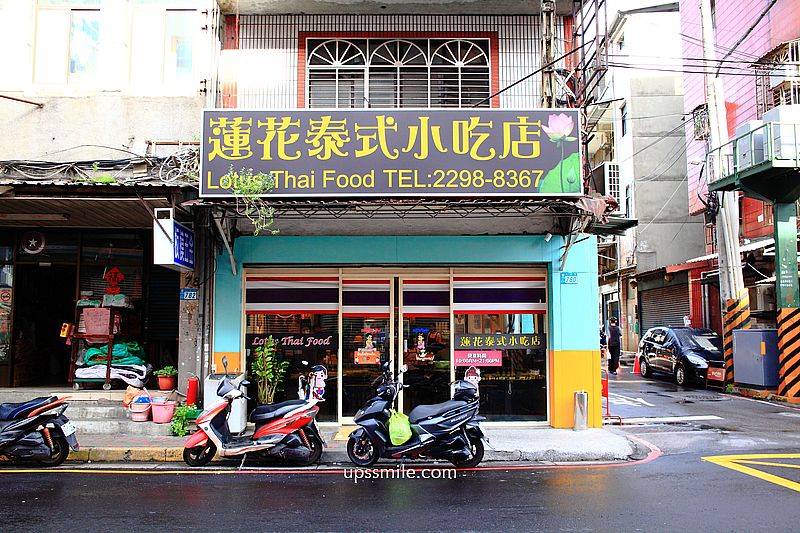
[681, 0, 800, 220]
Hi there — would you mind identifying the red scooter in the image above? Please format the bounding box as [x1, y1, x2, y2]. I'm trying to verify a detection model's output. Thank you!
[183, 358, 326, 467]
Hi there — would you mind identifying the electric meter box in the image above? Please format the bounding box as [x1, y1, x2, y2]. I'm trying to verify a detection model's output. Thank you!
[203, 373, 248, 433]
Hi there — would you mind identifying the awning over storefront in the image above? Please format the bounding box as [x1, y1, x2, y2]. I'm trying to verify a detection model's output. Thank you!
[665, 238, 775, 274]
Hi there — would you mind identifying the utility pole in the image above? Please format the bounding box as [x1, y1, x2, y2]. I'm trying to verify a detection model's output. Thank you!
[700, 0, 750, 384]
[541, 0, 556, 108]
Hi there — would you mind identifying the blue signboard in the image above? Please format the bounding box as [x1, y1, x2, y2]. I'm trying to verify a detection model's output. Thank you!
[560, 272, 578, 285]
[180, 288, 198, 301]
[173, 222, 195, 270]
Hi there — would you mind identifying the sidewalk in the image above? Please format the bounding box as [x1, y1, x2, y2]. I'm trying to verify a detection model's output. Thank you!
[68, 426, 639, 464]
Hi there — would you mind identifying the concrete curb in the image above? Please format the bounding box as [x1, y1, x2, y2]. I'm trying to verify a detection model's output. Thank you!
[68, 444, 638, 464]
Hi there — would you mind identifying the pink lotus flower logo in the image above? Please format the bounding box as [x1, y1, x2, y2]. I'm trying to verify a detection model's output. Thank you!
[542, 113, 577, 143]
[542, 113, 579, 193]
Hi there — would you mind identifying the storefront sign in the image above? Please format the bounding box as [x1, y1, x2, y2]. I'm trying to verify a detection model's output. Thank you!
[153, 208, 195, 272]
[201, 109, 581, 197]
[455, 333, 545, 350]
[246, 333, 338, 351]
[455, 350, 502, 367]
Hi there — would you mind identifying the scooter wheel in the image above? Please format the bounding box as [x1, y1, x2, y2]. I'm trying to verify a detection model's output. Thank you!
[347, 435, 379, 467]
[451, 437, 484, 468]
[294, 431, 324, 467]
[37, 435, 70, 467]
[183, 443, 217, 467]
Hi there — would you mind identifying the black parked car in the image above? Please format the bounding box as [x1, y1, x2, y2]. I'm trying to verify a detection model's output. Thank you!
[637, 327, 724, 387]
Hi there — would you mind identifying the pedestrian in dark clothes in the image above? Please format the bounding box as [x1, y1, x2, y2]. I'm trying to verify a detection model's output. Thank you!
[607, 317, 622, 375]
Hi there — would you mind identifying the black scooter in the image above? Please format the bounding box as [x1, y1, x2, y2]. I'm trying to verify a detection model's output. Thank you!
[346, 362, 486, 468]
[0, 396, 79, 466]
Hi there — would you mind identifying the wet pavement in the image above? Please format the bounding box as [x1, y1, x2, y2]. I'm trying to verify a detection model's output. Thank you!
[0, 451, 798, 532]
[3, 370, 799, 531]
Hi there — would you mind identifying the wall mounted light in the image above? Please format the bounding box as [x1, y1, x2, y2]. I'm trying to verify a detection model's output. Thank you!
[544, 232, 553, 242]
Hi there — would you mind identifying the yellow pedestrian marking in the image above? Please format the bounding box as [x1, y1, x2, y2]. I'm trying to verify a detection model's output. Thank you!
[703, 453, 800, 493]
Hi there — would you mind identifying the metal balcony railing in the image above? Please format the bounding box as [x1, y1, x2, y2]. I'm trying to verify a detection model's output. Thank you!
[707, 121, 800, 184]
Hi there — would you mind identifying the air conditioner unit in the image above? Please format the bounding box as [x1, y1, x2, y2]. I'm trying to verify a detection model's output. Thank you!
[751, 284, 776, 312]
[735, 120, 765, 168]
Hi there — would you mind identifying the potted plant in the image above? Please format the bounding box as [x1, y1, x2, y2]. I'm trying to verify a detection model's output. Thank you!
[250, 336, 289, 404]
[171, 404, 200, 436]
[154, 365, 178, 391]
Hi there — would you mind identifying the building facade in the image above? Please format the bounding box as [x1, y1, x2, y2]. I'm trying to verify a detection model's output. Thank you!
[587, 1, 705, 351]
[679, 0, 800, 334]
[204, 1, 608, 427]
[0, 0, 217, 389]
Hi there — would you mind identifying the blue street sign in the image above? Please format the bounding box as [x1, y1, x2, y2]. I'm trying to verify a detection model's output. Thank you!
[560, 272, 578, 285]
[173, 222, 195, 270]
[180, 288, 198, 301]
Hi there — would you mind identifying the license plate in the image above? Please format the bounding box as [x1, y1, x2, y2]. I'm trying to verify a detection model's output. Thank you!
[60, 421, 76, 437]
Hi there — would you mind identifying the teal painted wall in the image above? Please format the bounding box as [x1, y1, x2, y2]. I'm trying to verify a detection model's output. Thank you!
[212, 235, 599, 355]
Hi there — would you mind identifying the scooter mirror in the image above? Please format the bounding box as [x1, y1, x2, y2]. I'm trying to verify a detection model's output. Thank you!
[400, 364, 408, 374]
[222, 356, 229, 375]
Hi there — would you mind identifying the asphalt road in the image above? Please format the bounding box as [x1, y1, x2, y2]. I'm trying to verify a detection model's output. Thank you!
[2, 372, 799, 532]
[0, 450, 797, 532]
[606, 369, 800, 455]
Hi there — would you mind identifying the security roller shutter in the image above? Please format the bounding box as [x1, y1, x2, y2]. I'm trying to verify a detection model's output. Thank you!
[640, 285, 689, 332]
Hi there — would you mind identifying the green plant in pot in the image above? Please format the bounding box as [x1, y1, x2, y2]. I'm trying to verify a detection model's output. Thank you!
[171, 403, 199, 437]
[154, 365, 178, 391]
[250, 336, 289, 404]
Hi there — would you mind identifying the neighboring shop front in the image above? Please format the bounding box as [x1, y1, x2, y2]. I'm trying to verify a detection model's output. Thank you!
[211, 236, 602, 428]
[0, 229, 179, 388]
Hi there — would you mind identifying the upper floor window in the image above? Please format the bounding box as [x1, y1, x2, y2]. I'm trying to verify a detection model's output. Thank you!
[306, 38, 491, 108]
[620, 103, 628, 137]
[755, 39, 800, 116]
[34, 1, 101, 84]
[131, 3, 197, 88]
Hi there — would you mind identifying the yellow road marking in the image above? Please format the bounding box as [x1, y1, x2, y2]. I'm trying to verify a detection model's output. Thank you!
[736, 460, 800, 470]
[702, 454, 800, 493]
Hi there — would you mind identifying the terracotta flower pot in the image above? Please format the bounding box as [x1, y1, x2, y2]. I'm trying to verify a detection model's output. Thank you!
[158, 375, 177, 391]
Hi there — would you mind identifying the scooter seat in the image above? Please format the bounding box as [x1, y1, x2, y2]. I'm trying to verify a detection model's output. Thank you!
[409, 400, 465, 423]
[249, 399, 306, 423]
[0, 396, 57, 421]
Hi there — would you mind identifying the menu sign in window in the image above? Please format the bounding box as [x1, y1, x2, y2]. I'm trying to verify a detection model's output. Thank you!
[455, 350, 502, 367]
[455, 333, 545, 350]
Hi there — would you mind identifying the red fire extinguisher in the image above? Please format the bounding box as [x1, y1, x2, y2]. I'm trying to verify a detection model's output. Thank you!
[186, 375, 199, 407]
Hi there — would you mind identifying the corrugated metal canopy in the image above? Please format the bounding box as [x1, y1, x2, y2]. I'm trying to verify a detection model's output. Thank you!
[0, 194, 174, 229]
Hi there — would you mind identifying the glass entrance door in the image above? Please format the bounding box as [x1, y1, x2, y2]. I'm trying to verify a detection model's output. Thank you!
[398, 279, 451, 413]
[341, 279, 392, 417]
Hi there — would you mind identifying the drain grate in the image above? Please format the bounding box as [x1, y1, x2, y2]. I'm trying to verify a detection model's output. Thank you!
[682, 394, 729, 401]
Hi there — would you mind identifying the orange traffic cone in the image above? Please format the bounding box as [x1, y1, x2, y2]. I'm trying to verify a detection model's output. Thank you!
[632, 353, 641, 375]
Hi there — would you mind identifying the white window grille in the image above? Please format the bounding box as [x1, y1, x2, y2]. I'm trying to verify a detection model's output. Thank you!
[605, 162, 620, 205]
[306, 38, 491, 109]
[756, 39, 800, 116]
[692, 104, 710, 141]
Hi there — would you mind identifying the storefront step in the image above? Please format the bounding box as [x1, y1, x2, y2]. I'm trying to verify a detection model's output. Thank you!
[0, 389, 125, 403]
[73, 419, 174, 437]
[66, 404, 130, 419]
